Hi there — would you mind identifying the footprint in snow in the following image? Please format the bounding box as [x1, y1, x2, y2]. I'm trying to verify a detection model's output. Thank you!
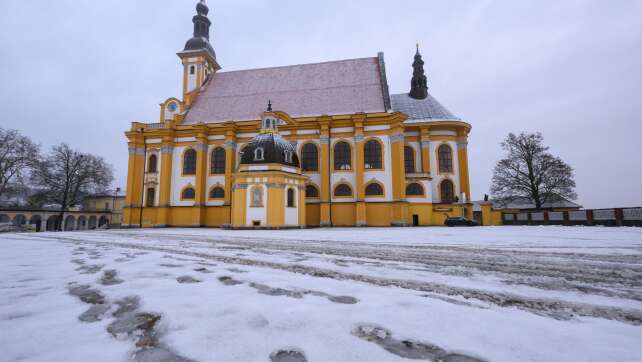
[270, 349, 307, 362]
[75, 264, 104, 274]
[100, 270, 124, 286]
[176, 276, 201, 284]
[352, 324, 486, 362]
[218, 276, 243, 286]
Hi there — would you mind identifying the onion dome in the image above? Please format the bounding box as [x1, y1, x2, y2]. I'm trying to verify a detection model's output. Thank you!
[182, 0, 216, 60]
[196, 0, 209, 16]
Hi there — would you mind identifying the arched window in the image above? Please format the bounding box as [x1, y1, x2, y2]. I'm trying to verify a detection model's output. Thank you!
[440, 180, 455, 203]
[181, 187, 195, 200]
[438, 144, 453, 173]
[210, 147, 226, 174]
[365, 182, 384, 196]
[250, 186, 263, 207]
[305, 185, 319, 198]
[406, 183, 424, 196]
[334, 183, 352, 197]
[404, 146, 415, 174]
[301, 143, 318, 171]
[148, 154, 158, 173]
[183, 149, 197, 175]
[364, 140, 382, 169]
[284, 150, 293, 163]
[146, 188, 155, 207]
[287, 188, 295, 207]
[254, 147, 264, 161]
[209, 186, 224, 199]
[190, 65, 195, 75]
[333, 141, 351, 170]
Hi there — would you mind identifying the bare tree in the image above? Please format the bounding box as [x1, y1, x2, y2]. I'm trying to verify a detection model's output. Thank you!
[0, 127, 40, 202]
[30, 144, 114, 230]
[491, 132, 576, 210]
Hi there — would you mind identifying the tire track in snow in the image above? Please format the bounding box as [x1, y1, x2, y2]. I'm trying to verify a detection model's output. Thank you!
[108, 232, 642, 302]
[18, 233, 642, 326]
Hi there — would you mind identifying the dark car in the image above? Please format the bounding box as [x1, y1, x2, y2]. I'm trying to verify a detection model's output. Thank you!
[444, 217, 478, 227]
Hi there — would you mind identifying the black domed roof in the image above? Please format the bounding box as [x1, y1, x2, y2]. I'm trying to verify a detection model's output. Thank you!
[240, 133, 300, 168]
[184, 36, 216, 58]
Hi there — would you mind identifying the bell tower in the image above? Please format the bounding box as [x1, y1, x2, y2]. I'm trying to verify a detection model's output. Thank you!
[177, 0, 221, 107]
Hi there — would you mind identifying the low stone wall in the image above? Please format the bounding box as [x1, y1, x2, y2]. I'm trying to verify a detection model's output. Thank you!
[501, 207, 642, 227]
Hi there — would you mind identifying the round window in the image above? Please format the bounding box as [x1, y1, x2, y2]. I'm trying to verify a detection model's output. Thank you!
[167, 102, 177, 112]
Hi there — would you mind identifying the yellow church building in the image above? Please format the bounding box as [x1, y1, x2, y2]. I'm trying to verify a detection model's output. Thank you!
[123, 0, 473, 229]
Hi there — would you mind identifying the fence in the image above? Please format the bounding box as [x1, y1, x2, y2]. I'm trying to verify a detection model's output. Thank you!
[502, 207, 642, 227]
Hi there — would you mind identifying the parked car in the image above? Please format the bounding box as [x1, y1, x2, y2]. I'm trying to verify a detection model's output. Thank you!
[444, 217, 478, 227]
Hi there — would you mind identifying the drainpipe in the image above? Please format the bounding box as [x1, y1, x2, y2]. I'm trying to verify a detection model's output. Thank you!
[328, 134, 332, 226]
[139, 128, 147, 229]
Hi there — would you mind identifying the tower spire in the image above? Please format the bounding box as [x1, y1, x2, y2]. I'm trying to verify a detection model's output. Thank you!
[181, 0, 218, 64]
[178, 0, 221, 106]
[409, 45, 428, 100]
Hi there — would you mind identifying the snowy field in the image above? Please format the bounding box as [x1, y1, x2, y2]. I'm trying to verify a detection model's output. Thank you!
[1, 226, 642, 362]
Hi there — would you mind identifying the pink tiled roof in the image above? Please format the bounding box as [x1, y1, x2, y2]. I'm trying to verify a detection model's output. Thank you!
[183, 57, 387, 124]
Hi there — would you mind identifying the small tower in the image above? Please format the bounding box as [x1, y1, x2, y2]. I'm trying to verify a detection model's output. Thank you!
[409, 44, 428, 100]
[177, 0, 221, 106]
[231, 106, 307, 229]
[260, 101, 279, 134]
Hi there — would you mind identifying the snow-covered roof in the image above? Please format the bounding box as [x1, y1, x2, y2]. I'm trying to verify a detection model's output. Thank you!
[184, 57, 388, 124]
[390, 92, 459, 121]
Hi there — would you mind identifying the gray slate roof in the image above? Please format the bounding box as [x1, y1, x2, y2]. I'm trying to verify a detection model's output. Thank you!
[390, 93, 459, 121]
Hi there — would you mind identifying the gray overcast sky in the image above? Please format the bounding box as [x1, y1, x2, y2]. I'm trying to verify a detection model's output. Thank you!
[1, 0, 641, 208]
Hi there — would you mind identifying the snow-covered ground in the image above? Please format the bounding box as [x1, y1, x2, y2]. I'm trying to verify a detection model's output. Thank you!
[1, 226, 641, 362]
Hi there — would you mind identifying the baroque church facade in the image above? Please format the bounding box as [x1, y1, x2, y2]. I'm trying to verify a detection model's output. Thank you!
[123, 1, 473, 228]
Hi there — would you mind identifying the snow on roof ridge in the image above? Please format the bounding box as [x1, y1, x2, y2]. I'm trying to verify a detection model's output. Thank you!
[217, 56, 379, 75]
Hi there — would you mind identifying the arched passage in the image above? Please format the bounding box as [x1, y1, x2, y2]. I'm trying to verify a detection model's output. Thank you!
[46, 215, 61, 231]
[0, 214, 9, 224]
[13, 214, 27, 226]
[64, 215, 76, 231]
[98, 216, 109, 228]
[88, 216, 97, 229]
[29, 215, 42, 231]
[77, 216, 87, 230]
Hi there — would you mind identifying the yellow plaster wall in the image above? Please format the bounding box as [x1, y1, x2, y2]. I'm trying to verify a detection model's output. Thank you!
[331, 203, 355, 226]
[205, 206, 231, 227]
[266, 187, 285, 226]
[169, 207, 194, 227]
[141, 208, 158, 227]
[365, 203, 392, 226]
[306, 204, 320, 226]
[408, 204, 433, 226]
